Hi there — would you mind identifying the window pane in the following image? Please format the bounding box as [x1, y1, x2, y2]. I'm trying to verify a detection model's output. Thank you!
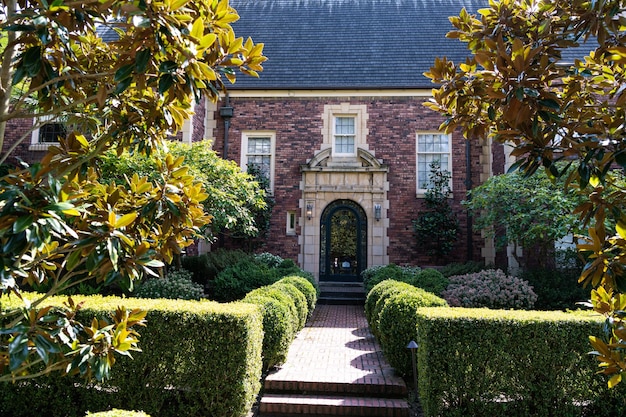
[248, 137, 271, 154]
[417, 132, 451, 190]
[335, 136, 354, 154]
[335, 117, 355, 135]
[39, 123, 66, 143]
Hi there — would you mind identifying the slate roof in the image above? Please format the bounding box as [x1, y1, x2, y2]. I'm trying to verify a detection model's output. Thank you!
[229, 0, 490, 90]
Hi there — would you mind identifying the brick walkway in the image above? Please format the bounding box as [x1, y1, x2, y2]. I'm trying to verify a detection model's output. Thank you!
[260, 304, 409, 417]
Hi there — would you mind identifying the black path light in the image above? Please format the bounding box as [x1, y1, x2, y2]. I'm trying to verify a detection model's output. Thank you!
[407, 340, 418, 390]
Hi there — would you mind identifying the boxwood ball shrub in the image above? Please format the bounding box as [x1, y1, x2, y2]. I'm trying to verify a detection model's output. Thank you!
[441, 269, 538, 310]
[365, 279, 405, 328]
[367, 280, 418, 338]
[277, 276, 318, 316]
[250, 286, 300, 335]
[133, 269, 203, 300]
[273, 282, 308, 330]
[378, 287, 448, 376]
[411, 268, 448, 296]
[243, 292, 294, 370]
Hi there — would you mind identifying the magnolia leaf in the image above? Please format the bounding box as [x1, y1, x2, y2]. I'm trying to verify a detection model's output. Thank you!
[115, 212, 137, 229]
[608, 373, 622, 389]
[190, 17, 204, 40]
[617, 222, 626, 240]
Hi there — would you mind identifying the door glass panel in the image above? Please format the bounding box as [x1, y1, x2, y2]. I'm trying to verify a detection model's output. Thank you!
[329, 208, 357, 275]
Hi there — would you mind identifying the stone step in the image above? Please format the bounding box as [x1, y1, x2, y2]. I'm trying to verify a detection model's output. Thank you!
[259, 394, 409, 417]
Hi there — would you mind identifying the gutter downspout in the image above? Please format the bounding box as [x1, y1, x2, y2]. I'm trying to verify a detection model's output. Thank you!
[465, 140, 473, 261]
[220, 94, 234, 159]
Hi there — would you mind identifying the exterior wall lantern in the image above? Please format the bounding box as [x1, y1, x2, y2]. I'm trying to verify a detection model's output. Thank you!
[306, 202, 314, 220]
[374, 204, 382, 221]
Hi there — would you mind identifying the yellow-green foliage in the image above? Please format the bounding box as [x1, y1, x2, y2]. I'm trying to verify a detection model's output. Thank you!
[86, 410, 150, 417]
[377, 287, 447, 376]
[0, 294, 263, 417]
[415, 308, 626, 417]
[272, 282, 308, 329]
[277, 276, 318, 316]
[243, 293, 294, 370]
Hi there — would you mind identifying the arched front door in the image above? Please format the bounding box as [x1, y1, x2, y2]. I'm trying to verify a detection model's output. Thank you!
[319, 200, 367, 282]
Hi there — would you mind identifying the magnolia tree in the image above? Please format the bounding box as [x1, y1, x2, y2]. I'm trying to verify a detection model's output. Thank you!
[426, 0, 625, 386]
[0, 0, 265, 382]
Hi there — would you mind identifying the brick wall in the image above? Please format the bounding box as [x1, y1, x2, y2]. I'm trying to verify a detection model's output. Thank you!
[1, 118, 47, 165]
[214, 95, 495, 267]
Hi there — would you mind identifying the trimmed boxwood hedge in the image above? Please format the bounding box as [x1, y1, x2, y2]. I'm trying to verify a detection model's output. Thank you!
[415, 308, 626, 417]
[277, 275, 318, 316]
[377, 287, 447, 376]
[243, 276, 317, 370]
[0, 294, 263, 417]
[272, 282, 308, 329]
[366, 280, 418, 338]
[243, 293, 295, 370]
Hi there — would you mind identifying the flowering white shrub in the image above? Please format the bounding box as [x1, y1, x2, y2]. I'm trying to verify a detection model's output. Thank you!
[133, 269, 204, 300]
[254, 252, 284, 268]
[441, 269, 537, 310]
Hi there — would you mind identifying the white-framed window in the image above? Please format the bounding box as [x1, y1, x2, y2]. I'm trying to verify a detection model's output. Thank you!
[333, 116, 356, 155]
[29, 117, 67, 150]
[241, 131, 276, 192]
[322, 103, 369, 158]
[286, 211, 296, 235]
[416, 132, 452, 193]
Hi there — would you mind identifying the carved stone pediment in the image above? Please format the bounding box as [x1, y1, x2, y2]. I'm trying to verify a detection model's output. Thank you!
[301, 147, 387, 172]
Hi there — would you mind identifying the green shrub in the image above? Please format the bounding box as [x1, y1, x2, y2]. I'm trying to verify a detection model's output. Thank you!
[182, 249, 252, 289]
[243, 293, 294, 370]
[415, 308, 626, 417]
[365, 279, 402, 326]
[411, 268, 448, 296]
[249, 286, 299, 337]
[132, 269, 203, 300]
[378, 287, 448, 376]
[439, 261, 488, 278]
[277, 276, 318, 316]
[86, 410, 150, 417]
[520, 267, 588, 310]
[362, 264, 421, 294]
[211, 258, 278, 302]
[179, 254, 211, 287]
[367, 280, 417, 338]
[0, 295, 263, 417]
[442, 269, 538, 310]
[273, 282, 308, 330]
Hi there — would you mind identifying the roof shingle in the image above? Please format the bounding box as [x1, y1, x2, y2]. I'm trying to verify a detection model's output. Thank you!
[229, 0, 489, 90]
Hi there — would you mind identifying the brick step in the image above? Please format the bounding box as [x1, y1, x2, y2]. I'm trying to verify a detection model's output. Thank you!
[264, 378, 407, 397]
[259, 394, 409, 417]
